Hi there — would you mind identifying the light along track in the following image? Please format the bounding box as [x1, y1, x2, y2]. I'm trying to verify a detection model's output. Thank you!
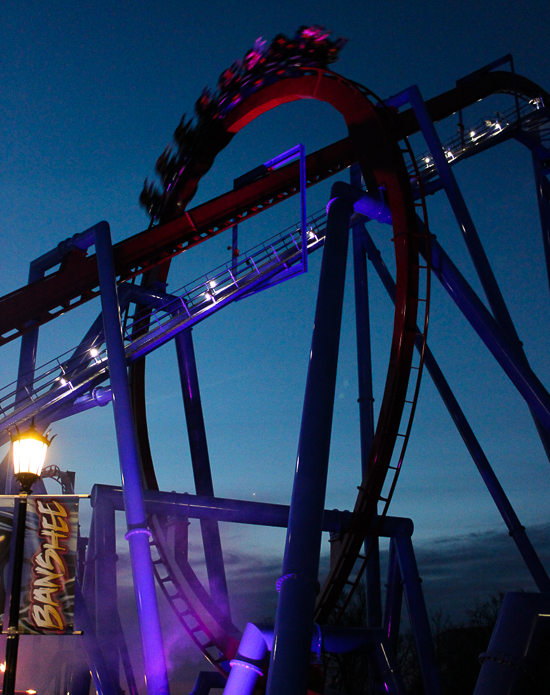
[0, 64, 548, 680]
[0, 71, 546, 347]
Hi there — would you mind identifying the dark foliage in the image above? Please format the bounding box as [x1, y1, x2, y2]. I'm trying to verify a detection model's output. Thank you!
[323, 588, 508, 695]
[323, 584, 371, 694]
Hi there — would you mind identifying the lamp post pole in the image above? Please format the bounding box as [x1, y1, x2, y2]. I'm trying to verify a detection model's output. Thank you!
[2, 424, 51, 695]
[2, 491, 30, 695]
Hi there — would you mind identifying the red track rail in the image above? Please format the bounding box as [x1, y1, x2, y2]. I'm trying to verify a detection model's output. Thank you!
[1, 67, 548, 667]
[138, 67, 422, 667]
[0, 72, 546, 347]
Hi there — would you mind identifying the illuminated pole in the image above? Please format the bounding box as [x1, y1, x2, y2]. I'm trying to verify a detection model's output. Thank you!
[3, 494, 29, 695]
[94, 221, 170, 695]
[266, 182, 352, 695]
[3, 425, 51, 695]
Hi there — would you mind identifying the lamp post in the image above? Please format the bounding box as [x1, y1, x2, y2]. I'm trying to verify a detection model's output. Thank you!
[3, 424, 51, 695]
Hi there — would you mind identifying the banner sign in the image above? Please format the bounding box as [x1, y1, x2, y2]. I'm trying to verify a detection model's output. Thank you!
[0, 496, 79, 635]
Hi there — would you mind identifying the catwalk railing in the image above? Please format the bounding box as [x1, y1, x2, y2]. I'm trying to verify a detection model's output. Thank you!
[0, 96, 546, 442]
[0, 208, 327, 440]
[408, 98, 547, 182]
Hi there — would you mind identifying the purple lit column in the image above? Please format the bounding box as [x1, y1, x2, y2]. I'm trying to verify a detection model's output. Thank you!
[362, 223, 550, 592]
[266, 182, 353, 695]
[94, 497, 121, 688]
[350, 165, 381, 631]
[175, 327, 231, 618]
[533, 152, 550, 296]
[94, 221, 170, 695]
[396, 85, 550, 457]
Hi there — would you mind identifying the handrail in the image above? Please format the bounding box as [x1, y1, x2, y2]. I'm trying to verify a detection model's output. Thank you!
[0, 64, 547, 676]
[0, 70, 547, 347]
[1, 95, 544, 426]
[0, 213, 327, 440]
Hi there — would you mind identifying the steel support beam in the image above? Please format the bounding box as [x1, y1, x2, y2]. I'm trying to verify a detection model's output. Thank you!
[394, 530, 441, 695]
[266, 182, 352, 695]
[393, 84, 550, 459]
[350, 165, 382, 632]
[94, 221, 170, 695]
[383, 539, 403, 654]
[533, 152, 550, 296]
[175, 327, 231, 619]
[361, 225, 550, 592]
[74, 582, 119, 695]
[389, 86, 519, 336]
[416, 228, 550, 434]
[91, 483, 351, 533]
[94, 496, 121, 689]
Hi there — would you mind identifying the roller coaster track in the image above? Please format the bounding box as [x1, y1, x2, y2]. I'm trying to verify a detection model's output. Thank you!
[148, 515, 242, 674]
[0, 70, 547, 347]
[0, 99, 546, 438]
[0, 91, 546, 438]
[1, 66, 549, 677]
[0, 213, 329, 441]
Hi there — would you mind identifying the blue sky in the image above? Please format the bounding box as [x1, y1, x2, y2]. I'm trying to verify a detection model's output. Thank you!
[1, 0, 550, 691]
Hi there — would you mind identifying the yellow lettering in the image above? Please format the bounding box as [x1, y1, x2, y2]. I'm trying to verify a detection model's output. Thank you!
[31, 604, 64, 631]
[40, 529, 67, 550]
[32, 587, 59, 606]
[30, 498, 72, 634]
[41, 515, 69, 533]
[36, 500, 68, 518]
[34, 548, 65, 573]
[33, 568, 65, 588]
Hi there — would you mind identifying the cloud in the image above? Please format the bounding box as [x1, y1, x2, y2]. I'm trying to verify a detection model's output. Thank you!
[405, 522, 550, 619]
[222, 522, 550, 627]
[87, 520, 550, 693]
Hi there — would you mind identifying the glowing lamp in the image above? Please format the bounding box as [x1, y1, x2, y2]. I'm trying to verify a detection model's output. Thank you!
[11, 424, 51, 494]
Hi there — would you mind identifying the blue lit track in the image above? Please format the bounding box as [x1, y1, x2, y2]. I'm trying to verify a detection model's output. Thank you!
[0, 57, 549, 695]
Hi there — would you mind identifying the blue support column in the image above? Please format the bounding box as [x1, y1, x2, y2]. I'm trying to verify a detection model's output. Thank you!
[15, 331, 38, 408]
[396, 85, 550, 457]
[15, 226, 97, 408]
[383, 539, 403, 654]
[394, 86, 518, 336]
[82, 507, 97, 624]
[394, 529, 442, 695]
[361, 225, 550, 592]
[15, 251, 62, 410]
[299, 143, 308, 273]
[10, 256, 56, 493]
[87, 494, 139, 695]
[68, 661, 93, 695]
[174, 327, 231, 618]
[190, 670, 227, 695]
[94, 496, 122, 689]
[418, 228, 550, 433]
[232, 174, 240, 269]
[533, 153, 550, 295]
[266, 182, 352, 695]
[94, 221, 170, 695]
[74, 583, 119, 695]
[350, 165, 381, 630]
[350, 169, 375, 477]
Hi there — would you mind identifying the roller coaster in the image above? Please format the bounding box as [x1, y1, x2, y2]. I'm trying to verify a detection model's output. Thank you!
[0, 41, 549, 695]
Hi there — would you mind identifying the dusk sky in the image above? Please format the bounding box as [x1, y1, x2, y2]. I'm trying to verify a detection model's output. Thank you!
[1, 0, 550, 692]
